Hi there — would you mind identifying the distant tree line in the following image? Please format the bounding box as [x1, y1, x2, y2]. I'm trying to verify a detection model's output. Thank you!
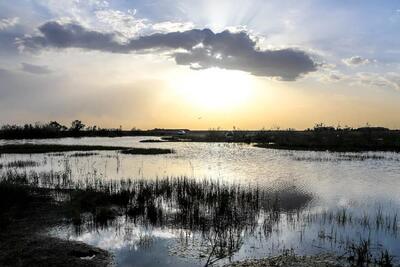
[174, 123, 399, 152]
[251, 123, 399, 151]
[0, 120, 130, 139]
[1, 120, 399, 152]
[0, 120, 191, 139]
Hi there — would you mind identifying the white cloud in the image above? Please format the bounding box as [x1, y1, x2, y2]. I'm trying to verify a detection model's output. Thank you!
[35, 0, 110, 27]
[354, 72, 400, 91]
[95, 9, 196, 39]
[95, 9, 148, 39]
[152, 21, 195, 33]
[319, 72, 344, 83]
[313, 63, 400, 90]
[343, 56, 372, 66]
[310, 62, 345, 83]
[0, 17, 19, 31]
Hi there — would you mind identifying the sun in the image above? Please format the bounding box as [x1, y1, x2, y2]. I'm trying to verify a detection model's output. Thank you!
[171, 68, 253, 110]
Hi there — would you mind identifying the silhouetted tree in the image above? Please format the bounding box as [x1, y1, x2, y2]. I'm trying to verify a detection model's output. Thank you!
[48, 121, 67, 131]
[70, 120, 85, 132]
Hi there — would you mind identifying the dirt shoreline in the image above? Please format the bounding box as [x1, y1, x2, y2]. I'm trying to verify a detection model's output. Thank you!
[224, 253, 348, 267]
[0, 189, 113, 267]
[1, 185, 397, 267]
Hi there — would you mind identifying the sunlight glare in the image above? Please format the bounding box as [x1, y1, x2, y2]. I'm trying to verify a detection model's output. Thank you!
[171, 68, 253, 110]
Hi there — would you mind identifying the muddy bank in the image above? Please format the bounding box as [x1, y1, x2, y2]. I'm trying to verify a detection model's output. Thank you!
[0, 234, 112, 267]
[225, 253, 347, 267]
[0, 187, 113, 267]
[225, 251, 400, 267]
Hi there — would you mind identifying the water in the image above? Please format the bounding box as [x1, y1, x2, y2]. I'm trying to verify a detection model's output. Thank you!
[1, 136, 400, 266]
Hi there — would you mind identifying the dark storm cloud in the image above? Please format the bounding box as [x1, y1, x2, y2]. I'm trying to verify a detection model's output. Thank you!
[21, 63, 52, 74]
[22, 22, 121, 52]
[22, 21, 317, 80]
[22, 22, 213, 52]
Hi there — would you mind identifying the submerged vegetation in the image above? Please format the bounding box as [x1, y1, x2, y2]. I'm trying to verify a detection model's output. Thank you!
[227, 243, 396, 267]
[290, 153, 400, 162]
[0, 169, 313, 266]
[0, 160, 40, 169]
[346, 239, 395, 267]
[0, 167, 398, 266]
[69, 152, 99, 157]
[0, 130, 399, 266]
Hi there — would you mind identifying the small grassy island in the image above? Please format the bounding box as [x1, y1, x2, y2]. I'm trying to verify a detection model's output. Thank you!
[0, 144, 174, 155]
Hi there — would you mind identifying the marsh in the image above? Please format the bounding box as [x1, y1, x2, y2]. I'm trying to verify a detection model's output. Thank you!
[2, 0, 400, 266]
[0, 136, 399, 266]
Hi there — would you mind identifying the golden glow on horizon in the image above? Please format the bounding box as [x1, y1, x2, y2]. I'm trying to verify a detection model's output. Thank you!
[15, 52, 400, 130]
[171, 68, 253, 110]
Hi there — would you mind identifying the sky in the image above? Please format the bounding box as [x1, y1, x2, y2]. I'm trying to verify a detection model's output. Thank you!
[1, 0, 400, 130]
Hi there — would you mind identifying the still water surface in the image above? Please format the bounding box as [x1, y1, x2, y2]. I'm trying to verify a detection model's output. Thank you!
[1, 137, 400, 266]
